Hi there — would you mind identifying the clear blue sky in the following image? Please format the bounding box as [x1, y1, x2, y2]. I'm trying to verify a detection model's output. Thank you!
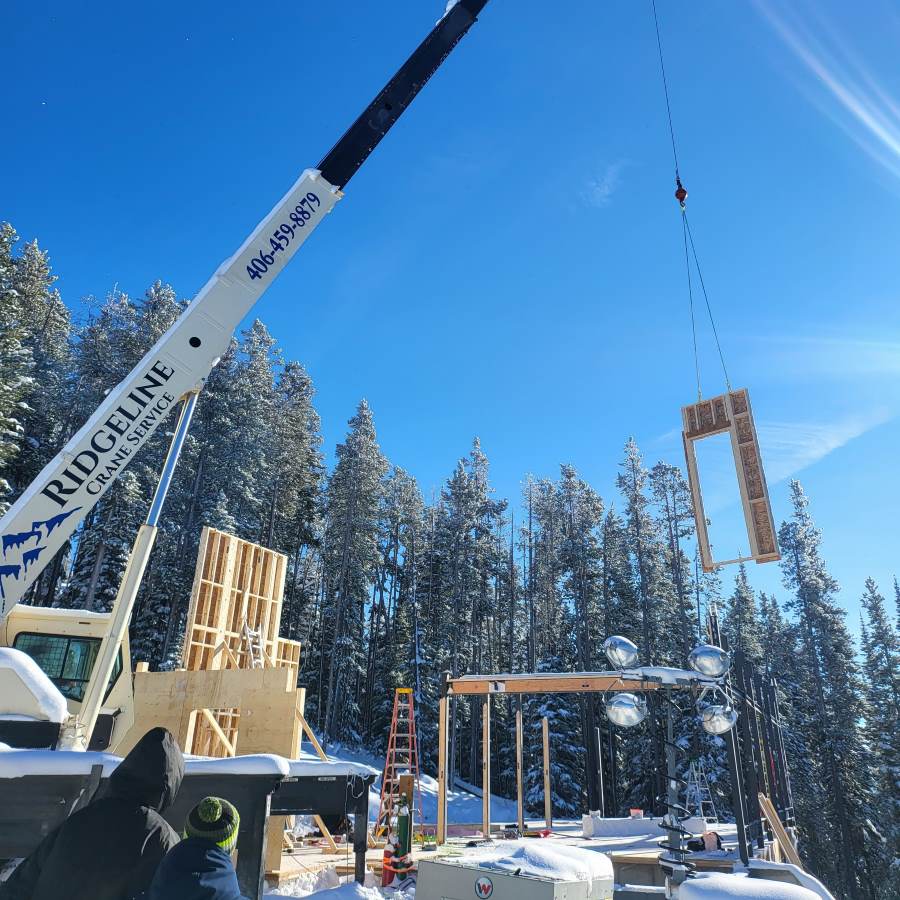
[4, 0, 899, 632]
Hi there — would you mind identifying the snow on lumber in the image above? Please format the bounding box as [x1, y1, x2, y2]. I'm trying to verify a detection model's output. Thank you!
[617, 666, 720, 686]
[471, 840, 613, 881]
[679, 873, 821, 900]
[0, 647, 69, 723]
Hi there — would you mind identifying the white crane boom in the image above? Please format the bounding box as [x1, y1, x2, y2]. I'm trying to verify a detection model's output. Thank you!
[0, 0, 489, 618]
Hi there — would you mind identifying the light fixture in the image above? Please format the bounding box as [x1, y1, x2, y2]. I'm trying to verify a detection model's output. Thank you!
[605, 692, 648, 728]
[700, 703, 738, 734]
[688, 643, 730, 678]
[603, 635, 639, 669]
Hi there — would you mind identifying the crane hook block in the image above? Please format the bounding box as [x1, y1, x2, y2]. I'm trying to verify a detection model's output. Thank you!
[675, 182, 688, 206]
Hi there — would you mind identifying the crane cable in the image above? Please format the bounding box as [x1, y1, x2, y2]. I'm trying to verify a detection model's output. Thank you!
[650, 0, 732, 400]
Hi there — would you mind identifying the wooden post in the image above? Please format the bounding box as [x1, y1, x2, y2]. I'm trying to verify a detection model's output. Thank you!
[437, 695, 448, 844]
[758, 793, 802, 867]
[542, 715, 552, 829]
[482, 697, 491, 838]
[515, 706, 524, 831]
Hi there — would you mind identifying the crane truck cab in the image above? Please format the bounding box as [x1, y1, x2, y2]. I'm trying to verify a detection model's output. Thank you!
[0, 605, 135, 751]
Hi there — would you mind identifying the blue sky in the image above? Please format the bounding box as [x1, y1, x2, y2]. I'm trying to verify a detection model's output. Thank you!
[4, 0, 899, 631]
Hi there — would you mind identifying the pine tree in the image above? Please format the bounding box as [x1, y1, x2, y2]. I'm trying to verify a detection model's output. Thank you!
[5, 238, 71, 505]
[616, 438, 669, 810]
[723, 563, 764, 665]
[524, 655, 584, 817]
[318, 400, 387, 743]
[859, 579, 900, 897]
[0, 223, 34, 512]
[779, 480, 877, 898]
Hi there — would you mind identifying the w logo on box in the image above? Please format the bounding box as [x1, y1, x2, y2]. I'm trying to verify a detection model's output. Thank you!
[474, 876, 493, 898]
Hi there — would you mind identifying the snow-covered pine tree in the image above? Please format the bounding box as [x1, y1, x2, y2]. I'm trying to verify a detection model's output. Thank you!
[616, 438, 669, 810]
[779, 480, 877, 899]
[269, 361, 324, 634]
[524, 655, 585, 818]
[6, 238, 71, 504]
[723, 563, 764, 666]
[555, 464, 605, 809]
[649, 461, 697, 660]
[858, 578, 900, 898]
[318, 399, 387, 743]
[362, 466, 424, 749]
[0, 223, 34, 514]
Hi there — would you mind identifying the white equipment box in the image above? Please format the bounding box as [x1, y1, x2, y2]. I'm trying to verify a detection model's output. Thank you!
[417, 855, 615, 900]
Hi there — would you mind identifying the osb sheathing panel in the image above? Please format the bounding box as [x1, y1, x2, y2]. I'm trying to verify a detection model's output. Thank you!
[117, 667, 306, 876]
[682, 388, 779, 572]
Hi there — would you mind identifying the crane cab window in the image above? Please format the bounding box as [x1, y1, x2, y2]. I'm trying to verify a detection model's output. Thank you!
[13, 633, 123, 703]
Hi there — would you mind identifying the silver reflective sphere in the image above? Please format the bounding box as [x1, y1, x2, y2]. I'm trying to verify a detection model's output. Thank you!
[688, 643, 731, 678]
[605, 692, 648, 728]
[701, 703, 739, 734]
[603, 635, 639, 669]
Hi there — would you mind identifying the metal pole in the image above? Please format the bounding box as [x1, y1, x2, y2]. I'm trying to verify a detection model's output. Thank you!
[61, 392, 199, 750]
[146, 391, 200, 526]
[595, 726, 606, 817]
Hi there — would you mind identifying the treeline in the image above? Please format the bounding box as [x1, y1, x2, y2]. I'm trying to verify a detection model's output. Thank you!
[1, 222, 898, 899]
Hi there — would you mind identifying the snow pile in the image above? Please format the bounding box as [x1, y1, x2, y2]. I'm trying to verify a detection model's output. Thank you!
[0, 647, 69, 723]
[287, 748, 373, 778]
[748, 861, 835, 900]
[680, 872, 821, 899]
[265, 867, 341, 897]
[0, 749, 121, 778]
[475, 840, 613, 882]
[582, 814, 707, 838]
[266, 879, 390, 900]
[185, 754, 291, 776]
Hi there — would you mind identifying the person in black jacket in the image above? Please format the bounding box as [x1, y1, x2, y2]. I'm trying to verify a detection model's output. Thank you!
[0, 726, 184, 900]
[148, 796, 245, 900]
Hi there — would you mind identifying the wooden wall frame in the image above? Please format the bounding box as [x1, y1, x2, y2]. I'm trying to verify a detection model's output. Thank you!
[182, 527, 301, 678]
[681, 388, 780, 572]
[435, 670, 696, 843]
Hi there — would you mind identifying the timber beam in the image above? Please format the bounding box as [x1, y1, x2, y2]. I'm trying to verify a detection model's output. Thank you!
[446, 672, 692, 696]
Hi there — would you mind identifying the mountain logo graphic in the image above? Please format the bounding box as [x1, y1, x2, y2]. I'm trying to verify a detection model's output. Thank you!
[474, 876, 493, 898]
[0, 506, 82, 600]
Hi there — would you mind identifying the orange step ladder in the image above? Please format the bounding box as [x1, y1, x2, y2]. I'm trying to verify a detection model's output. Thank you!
[374, 688, 423, 838]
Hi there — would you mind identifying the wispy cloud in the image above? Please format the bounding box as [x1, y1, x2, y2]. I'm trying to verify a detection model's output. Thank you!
[759, 407, 894, 483]
[754, 0, 900, 181]
[582, 161, 628, 208]
[749, 334, 900, 381]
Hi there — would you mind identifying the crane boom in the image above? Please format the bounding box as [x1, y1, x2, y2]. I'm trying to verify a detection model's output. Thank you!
[0, 0, 489, 618]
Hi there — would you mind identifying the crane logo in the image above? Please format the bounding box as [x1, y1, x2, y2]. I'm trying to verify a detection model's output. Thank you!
[0, 507, 81, 602]
[474, 876, 493, 898]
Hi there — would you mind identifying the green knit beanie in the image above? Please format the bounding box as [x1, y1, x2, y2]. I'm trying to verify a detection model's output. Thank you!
[184, 796, 240, 853]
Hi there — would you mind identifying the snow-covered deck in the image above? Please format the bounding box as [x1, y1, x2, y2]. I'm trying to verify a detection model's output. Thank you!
[0, 745, 374, 780]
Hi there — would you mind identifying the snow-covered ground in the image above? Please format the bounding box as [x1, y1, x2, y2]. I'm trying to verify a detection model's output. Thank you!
[322, 743, 520, 825]
[264, 839, 612, 900]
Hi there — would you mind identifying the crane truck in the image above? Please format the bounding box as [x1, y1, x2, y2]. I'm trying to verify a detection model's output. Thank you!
[0, 0, 489, 752]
